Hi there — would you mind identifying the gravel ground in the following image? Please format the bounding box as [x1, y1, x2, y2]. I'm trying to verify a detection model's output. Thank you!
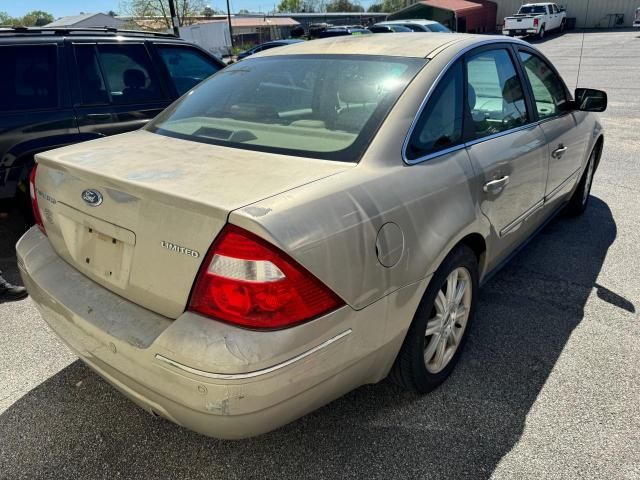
[1, 29, 639, 480]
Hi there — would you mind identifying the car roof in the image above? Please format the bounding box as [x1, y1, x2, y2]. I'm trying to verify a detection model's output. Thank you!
[0, 27, 186, 44]
[379, 19, 440, 25]
[255, 33, 511, 59]
[260, 39, 303, 45]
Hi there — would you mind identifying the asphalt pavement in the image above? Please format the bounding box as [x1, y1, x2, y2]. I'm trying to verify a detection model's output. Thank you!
[1, 30, 639, 480]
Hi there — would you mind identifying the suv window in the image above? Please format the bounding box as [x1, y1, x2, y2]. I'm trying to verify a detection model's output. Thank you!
[519, 51, 568, 119]
[75, 44, 109, 105]
[467, 48, 529, 139]
[157, 45, 222, 95]
[406, 61, 464, 161]
[96, 44, 163, 104]
[0, 44, 58, 112]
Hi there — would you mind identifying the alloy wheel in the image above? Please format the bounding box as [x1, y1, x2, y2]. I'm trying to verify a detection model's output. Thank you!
[423, 267, 472, 374]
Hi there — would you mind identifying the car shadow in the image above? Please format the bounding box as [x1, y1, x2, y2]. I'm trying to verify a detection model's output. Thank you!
[0, 196, 627, 479]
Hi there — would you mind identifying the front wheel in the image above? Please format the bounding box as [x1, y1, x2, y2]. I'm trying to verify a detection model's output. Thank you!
[565, 148, 596, 216]
[389, 245, 478, 393]
[560, 21, 565, 33]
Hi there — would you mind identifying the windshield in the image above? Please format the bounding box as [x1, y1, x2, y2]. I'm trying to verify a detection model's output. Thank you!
[426, 23, 452, 32]
[148, 55, 426, 162]
[518, 6, 547, 14]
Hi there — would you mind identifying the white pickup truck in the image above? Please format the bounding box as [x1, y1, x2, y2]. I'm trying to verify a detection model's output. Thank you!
[503, 2, 566, 39]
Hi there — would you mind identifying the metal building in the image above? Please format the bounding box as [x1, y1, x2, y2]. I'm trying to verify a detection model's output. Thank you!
[493, 0, 640, 28]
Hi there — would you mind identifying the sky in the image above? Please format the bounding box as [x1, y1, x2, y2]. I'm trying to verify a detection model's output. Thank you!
[0, 0, 377, 17]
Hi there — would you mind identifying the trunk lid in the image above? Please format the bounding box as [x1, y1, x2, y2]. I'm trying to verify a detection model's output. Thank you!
[34, 130, 350, 318]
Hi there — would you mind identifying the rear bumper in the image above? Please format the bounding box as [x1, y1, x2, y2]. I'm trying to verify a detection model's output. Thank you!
[503, 28, 538, 35]
[17, 226, 428, 438]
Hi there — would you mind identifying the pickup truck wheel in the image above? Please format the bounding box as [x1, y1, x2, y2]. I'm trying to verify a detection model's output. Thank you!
[560, 21, 565, 33]
[538, 25, 545, 39]
[389, 245, 478, 393]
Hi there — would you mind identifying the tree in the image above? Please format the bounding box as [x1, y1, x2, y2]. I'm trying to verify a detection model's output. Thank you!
[325, 0, 363, 12]
[367, 3, 383, 12]
[277, 0, 302, 12]
[0, 11, 11, 25]
[381, 0, 404, 13]
[20, 10, 54, 26]
[120, 0, 205, 28]
[277, 0, 318, 12]
[202, 6, 217, 16]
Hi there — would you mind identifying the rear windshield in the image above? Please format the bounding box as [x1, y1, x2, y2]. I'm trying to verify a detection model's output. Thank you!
[148, 55, 426, 162]
[518, 6, 547, 14]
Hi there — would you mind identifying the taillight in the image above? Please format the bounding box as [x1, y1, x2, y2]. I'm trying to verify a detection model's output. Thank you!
[533, 17, 539, 26]
[29, 165, 46, 235]
[188, 225, 344, 329]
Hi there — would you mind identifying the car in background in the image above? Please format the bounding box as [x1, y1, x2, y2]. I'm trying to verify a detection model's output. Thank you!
[375, 19, 452, 32]
[21, 34, 606, 439]
[369, 24, 414, 33]
[317, 26, 372, 38]
[0, 26, 225, 215]
[236, 39, 304, 60]
[634, 7, 640, 27]
[503, 2, 566, 39]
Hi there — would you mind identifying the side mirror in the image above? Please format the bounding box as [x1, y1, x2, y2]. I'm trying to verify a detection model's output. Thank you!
[574, 88, 607, 112]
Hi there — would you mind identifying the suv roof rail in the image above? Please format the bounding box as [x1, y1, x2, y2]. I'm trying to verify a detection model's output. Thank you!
[0, 26, 178, 38]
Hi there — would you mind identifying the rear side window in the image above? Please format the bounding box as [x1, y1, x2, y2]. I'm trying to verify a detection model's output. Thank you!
[96, 44, 163, 104]
[0, 45, 58, 112]
[466, 48, 529, 139]
[75, 44, 109, 105]
[518, 51, 568, 119]
[406, 61, 464, 161]
[157, 45, 222, 95]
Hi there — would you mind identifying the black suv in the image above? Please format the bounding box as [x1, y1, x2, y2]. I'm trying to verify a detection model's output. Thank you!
[0, 27, 225, 213]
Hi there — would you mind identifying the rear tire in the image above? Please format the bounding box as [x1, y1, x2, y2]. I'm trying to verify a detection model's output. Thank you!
[539, 25, 545, 39]
[565, 148, 597, 216]
[389, 245, 478, 393]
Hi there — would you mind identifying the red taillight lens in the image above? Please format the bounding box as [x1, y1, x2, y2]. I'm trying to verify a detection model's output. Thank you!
[534, 17, 539, 26]
[29, 165, 46, 235]
[188, 225, 344, 329]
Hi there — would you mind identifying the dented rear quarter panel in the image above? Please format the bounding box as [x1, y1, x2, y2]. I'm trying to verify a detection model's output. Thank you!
[231, 46, 492, 313]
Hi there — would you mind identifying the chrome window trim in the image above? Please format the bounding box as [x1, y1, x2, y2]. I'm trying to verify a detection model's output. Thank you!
[154, 329, 352, 380]
[464, 123, 539, 147]
[403, 38, 532, 166]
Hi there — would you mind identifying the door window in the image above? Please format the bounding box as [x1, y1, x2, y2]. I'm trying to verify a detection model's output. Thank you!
[96, 44, 164, 104]
[75, 44, 109, 105]
[406, 61, 464, 160]
[157, 45, 222, 95]
[518, 51, 568, 119]
[466, 48, 529, 139]
[0, 45, 58, 111]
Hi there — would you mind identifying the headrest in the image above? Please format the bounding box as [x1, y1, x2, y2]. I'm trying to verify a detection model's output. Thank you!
[467, 83, 476, 110]
[123, 69, 146, 89]
[502, 76, 524, 103]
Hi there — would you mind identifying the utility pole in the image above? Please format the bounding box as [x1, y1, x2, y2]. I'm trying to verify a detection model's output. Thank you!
[226, 0, 235, 48]
[168, 0, 180, 36]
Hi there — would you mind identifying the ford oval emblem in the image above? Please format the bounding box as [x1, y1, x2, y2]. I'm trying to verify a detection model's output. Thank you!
[81, 189, 103, 207]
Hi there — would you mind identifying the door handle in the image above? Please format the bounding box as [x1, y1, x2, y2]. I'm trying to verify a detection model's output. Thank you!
[552, 145, 568, 159]
[483, 176, 510, 193]
[86, 113, 112, 120]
